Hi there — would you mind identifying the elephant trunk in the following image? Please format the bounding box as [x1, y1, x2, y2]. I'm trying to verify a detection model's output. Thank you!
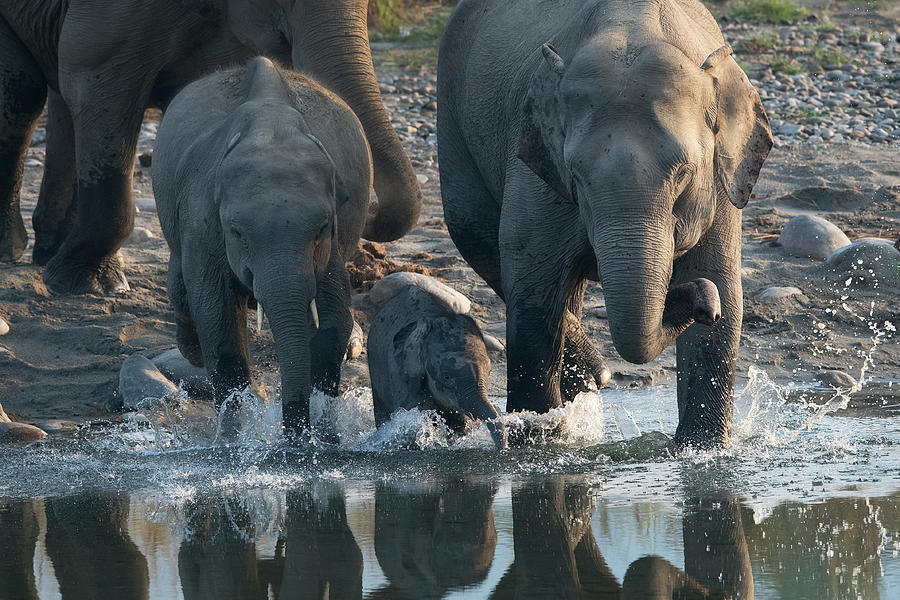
[255, 274, 316, 437]
[460, 388, 507, 450]
[289, 1, 422, 241]
[592, 219, 721, 365]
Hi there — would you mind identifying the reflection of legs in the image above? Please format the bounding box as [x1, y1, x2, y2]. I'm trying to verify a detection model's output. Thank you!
[32, 89, 77, 265]
[44, 494, 149, 600]
[0, 499, 39, 600]
[683, 494, 753, 598]
[280, 488, 362, 599]
[0, 16, 46, 262]
[177, 497, 262, 600]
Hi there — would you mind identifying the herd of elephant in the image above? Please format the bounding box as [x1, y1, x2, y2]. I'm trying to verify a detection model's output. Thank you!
[0, 0, 773, 448]
[0, 480, 754, 599]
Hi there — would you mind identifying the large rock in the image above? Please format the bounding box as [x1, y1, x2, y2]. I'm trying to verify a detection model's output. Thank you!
[825, 237, 900, 289]
[777, 215, 851, 260]
[816, 370, 858, 390]
[367, 272, 471, 314]
[119, 355, 179, 410]
[153, 348, 213, 398]
[0, 422, 47, 444]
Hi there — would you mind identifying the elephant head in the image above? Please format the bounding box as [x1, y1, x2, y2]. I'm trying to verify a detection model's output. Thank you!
[518, 40, 772, 364]
[415, 314, 507, 449]
[185, 0, 422, 241]
[215, 60, 349, 434]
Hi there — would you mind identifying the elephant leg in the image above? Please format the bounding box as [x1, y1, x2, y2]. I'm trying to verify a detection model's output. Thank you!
[32, 89, 76, 265]
[560, 283, 612, 402]
[672, 206, 742, 447]
[168, 253, 203, 368]
[309, 247, 352, 396]
[183, 260, 251, 438]
[500, 176, 587, 415]
[43, 33, 149, 294]
[0, 17, 46, 262]
[439, 121, 504, 297]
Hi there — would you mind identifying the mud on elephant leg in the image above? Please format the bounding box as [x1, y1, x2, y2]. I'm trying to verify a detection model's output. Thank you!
[42, 75, 146, 294]
[309, 248, 353, 397]
[0, 18, 46, 263]
[32, 90, 77, 266]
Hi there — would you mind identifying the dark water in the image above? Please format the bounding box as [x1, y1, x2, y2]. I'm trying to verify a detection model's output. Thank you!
[1, 368, 899, 598]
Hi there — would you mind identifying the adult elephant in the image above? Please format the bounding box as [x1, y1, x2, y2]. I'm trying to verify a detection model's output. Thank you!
[437, 0, 772, 446]
[0, 0, 421, 294]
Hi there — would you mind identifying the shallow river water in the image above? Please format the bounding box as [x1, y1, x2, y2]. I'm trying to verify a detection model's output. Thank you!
[2, 367, 899, 599]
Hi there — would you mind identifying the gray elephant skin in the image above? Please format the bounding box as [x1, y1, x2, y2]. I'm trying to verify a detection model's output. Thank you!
[0, 0, 420, 295]
[437, 0, 773, 446]
[152, 57, 370, 436]
[367, 286, 507, 449]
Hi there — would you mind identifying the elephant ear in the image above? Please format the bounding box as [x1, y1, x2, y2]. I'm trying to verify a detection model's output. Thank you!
[517, 44, 572, 202]
[703, 45, 773, 209]
[306, 134, 351, 211]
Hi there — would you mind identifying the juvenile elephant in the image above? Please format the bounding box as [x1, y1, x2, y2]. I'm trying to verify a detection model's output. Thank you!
[152, 57, 371, 436]
[368, 286, 507, 449]
[0, 0, 420, 294]
[438, 0, 772, 446]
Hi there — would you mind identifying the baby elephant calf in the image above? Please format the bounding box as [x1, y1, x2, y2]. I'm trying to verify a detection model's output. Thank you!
[152, 57, 372, 437]
[368, 286, 507, 449]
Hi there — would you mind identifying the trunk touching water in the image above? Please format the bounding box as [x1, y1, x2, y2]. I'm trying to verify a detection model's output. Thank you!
[256, 277, 315, 436]
[460, 389, 508, 450]
[593, 220, 721, 365]
[289, 1, 422, 241]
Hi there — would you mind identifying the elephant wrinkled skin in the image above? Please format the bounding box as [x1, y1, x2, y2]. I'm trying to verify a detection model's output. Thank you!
[152, 57, 371, 436]
[437, 0, 772, 446]
[0, 0, 421, 295]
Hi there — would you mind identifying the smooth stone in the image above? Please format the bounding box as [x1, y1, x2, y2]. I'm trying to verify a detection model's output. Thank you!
[127, 226, 155, 244]
[345, 320, 364, 361]
[0, 317, 8, 335]
[134, 197, 156, 212]
[119, 354, 179, 410]
[152, 348, 213, 399]
[416, 173, 429, 185]
[0, 402, 9, 422]
[816, 370, 858, 389]
[758, 286, 804, 302]
[825, 237, 900, 288]
[0, 422, 47, 444]
[33, 419, 79, 434]
[777, 214, 851, 260]
[367, 272, 471, 314]
[482, 334, 505, 352]
[779, 124, 803, 135]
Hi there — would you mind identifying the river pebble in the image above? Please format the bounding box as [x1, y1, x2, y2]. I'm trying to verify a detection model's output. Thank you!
[0, 317, 8, 336]
[758, 286, 805, 302]
[777, 214, 851, 260]
[153, 348, 213, 399]
[825, 237, 900, 289]
[0, 422, 47, 444]
[816, 369, 858, 389]
[119, 355, 179, 410]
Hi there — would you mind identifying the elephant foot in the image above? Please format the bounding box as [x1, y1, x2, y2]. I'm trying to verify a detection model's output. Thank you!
[344, 320, 364, 360]
[43, 250, 129, 295]
[506, 417, 567, 447]
[0, 214, 27, 262]
[561, 311, 612, 403]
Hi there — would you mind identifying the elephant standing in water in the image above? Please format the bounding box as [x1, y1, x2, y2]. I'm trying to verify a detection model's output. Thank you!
[0, 0, 421, 294]
[438, 0, 772, 445]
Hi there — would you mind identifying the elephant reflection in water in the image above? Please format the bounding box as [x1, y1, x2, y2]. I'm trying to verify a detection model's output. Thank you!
[0, 499, 40, 600]
[492, 480, 753, 600]
[177, 486, 362, 600]
[370, 480, 499, 599]
[42, 494, 150, 600]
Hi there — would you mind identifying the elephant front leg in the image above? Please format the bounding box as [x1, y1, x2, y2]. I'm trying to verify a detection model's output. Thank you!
[560, 284, 612, 402]
[673, 209, 742, 447]
[184, 262, 252, 440]
[309, 247, 353, 397]
[42, 75, 146, 294]
[32, 90, 77, 266]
